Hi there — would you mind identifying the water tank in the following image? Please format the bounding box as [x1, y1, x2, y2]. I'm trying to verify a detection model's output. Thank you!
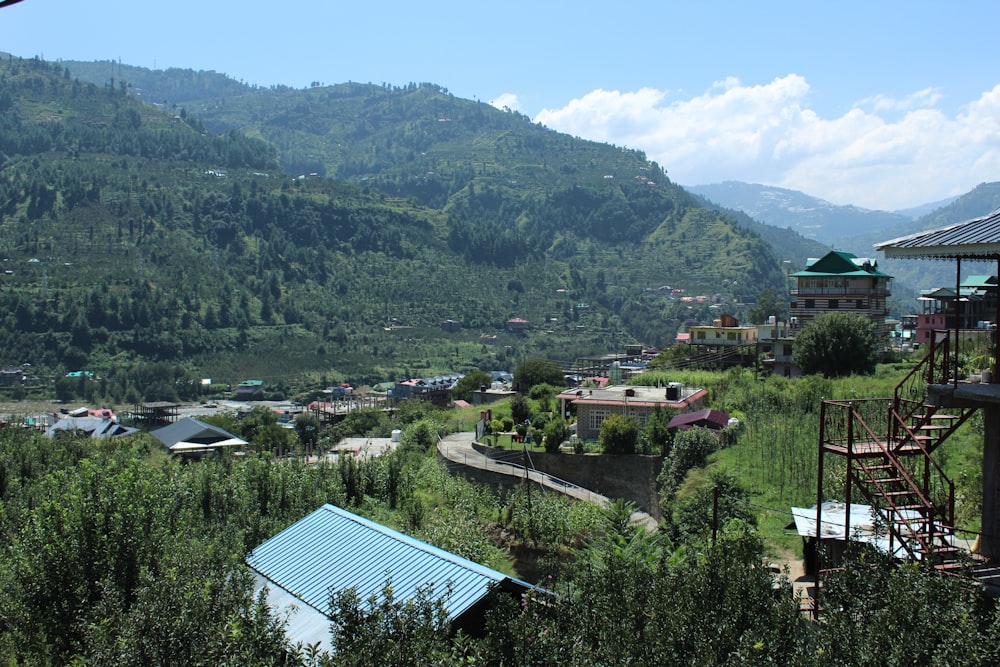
[666, 382, 682, 401]
[391, 429, 402, 443]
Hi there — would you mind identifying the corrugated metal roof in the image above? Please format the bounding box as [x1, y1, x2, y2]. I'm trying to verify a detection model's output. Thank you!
[150, 417, 246, 450]
[876, 207, 1000, 259]
[246, 504, 530, 649]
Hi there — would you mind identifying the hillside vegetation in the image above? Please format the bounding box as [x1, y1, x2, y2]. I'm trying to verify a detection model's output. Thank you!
[0, 56, 785, 399]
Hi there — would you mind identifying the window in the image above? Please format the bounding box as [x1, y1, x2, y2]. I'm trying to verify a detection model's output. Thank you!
[805, 299, 815, 309]
[856, 299, 864, 309]
[829, 299, 838, 309]
[727, 332, 736, 340]
[783, 344, 793, 356]
[696, 331, 705, 340]
[588, 408, 611, 433]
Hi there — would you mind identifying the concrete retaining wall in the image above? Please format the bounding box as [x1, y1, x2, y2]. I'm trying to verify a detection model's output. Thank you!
[471, 442, 663, 520]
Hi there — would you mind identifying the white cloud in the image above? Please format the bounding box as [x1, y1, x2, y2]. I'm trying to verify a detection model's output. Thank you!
[857, 87, 943, 112]
[534, 75, 1000, 210]
[489, 93, 522, 112]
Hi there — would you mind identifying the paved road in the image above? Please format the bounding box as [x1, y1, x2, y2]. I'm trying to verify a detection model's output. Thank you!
[437, 432, 658, 531]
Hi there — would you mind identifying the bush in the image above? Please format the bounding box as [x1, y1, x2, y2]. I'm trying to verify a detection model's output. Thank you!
[544, 420, 570, 453]
[598, 414, 639, 455]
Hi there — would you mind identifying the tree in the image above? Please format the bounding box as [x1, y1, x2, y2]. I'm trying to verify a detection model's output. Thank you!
[294, 412, 320, 456]
[670, 470, 757, 540]
[399, 419, 438, 454]
[544, 419, 570, 453]
[451, 369, 491, 402]
[793, 311, 879, 377]
[513, 357, 564, 391]
[509, 394, 531, 424]
[640, 404, 675, 455]
[660, 427, 719, 499]
[528, 383, 558, 413]
[598, 414, 639, 454]
[744, 287, 787, 325]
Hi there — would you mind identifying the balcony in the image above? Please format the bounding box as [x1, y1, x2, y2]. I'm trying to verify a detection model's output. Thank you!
[790, 287, 890, 297]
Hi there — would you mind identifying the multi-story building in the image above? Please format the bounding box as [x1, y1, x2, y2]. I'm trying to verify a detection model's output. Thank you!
[789, 251, 892, 339]
[913, 275, 998, 345]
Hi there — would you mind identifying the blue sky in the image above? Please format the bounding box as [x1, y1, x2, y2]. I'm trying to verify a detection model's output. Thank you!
[4, 0, 1000, 210]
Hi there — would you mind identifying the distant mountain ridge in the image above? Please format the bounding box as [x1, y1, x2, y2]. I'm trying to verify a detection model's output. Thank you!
[685, 181, 914, 247]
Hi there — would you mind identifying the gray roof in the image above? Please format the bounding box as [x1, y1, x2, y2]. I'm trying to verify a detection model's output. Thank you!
[149, 417, 246, 451]
[246, 504, 532, 651]
[45, 416, 139, 439]
[876, 207, 1000, 260]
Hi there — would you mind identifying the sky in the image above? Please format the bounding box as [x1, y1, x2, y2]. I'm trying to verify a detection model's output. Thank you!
[3, 1, 1000, 211]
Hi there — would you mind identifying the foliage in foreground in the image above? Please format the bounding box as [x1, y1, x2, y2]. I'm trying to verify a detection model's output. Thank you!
[0, 407, 996, 666]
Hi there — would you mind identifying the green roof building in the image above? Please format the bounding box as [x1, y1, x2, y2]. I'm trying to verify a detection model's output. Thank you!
[789, 250, 893, 339]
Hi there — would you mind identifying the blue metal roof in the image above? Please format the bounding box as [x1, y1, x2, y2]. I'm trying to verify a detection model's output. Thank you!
[246, 504, 530, 649]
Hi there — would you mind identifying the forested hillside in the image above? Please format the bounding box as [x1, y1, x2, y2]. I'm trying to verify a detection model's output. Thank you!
[0, 56, 784, 399]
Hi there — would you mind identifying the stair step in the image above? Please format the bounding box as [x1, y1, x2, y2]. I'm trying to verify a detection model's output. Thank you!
[865, 476, 905, 485]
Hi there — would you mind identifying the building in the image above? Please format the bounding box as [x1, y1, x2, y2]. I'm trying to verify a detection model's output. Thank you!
[391, 374, 463, 407]
[246, 504, 533, 652]
[150, 417, 247, 455]
[557, 383, 708, 441]
[789, 251, 892, 339]
[667, 409, 731, 432]
[757, 319, 796, 377]
[913, 275, 998, 345]
[235, 379, 265, 399]
[505, 317, 529, 333]
[688, 314, 758, 348]
[45, 415, 138, 439]
[0, 367, 23, 386]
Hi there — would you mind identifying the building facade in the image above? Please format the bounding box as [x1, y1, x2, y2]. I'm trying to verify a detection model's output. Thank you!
[789, 251, 892, 339]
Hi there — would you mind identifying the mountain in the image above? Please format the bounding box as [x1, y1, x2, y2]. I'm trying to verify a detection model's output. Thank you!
[0, 56, 786, 400]
[893, 195, 960, 220]
[684, 192, 831, 268]
[686, 180, 1000, 315]
[686, 181, 912, 247]
[837, 182, 1000, 313]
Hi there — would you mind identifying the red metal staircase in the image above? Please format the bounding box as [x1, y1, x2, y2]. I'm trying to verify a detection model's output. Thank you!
[811, 331, 975, 616]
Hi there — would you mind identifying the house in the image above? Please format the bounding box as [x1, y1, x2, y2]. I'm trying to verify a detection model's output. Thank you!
[0, 367, 23, 386]
[667, 409, 731, 432]
[150, 417, 247, 454]
[391, 374, 463, 407]
[235, 379, 264, 399]
[557, 383, 708, 441]
[789, 251, 892, 339]
[246, 504, 533, 652]
[506, 317, 529, 333]
[45, 416, 138, 439]
[757, 319, 796, 377]
[688, 314, 758, 348]
[912, 276, 998, 345]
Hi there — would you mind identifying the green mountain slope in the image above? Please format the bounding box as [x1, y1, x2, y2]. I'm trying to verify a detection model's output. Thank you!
[0, 56, 785, 398]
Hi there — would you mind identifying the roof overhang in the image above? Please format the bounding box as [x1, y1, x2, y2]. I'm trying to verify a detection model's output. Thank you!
[875, 208, 1000, 260]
